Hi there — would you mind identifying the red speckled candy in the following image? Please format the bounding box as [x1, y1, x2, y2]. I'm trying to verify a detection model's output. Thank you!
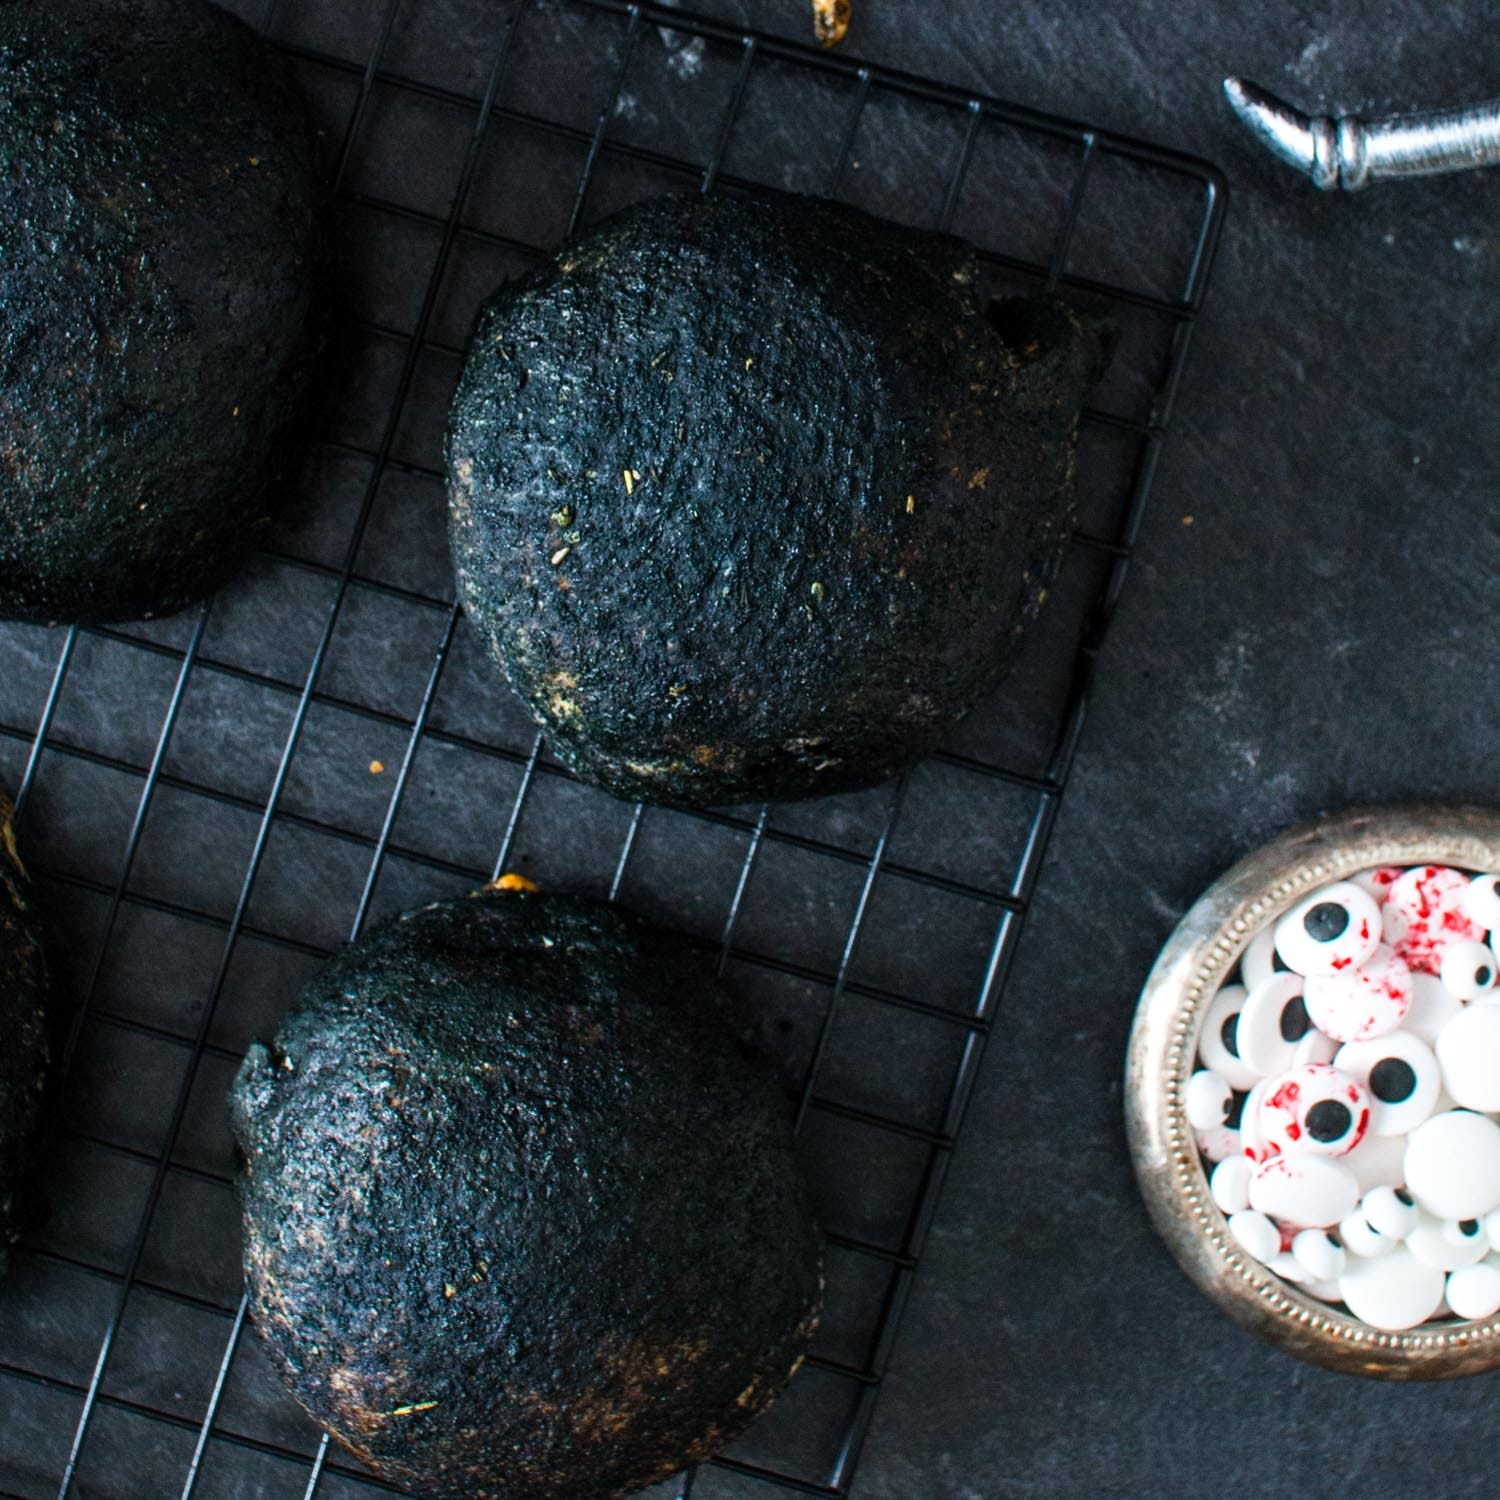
[1258, 1063, 1371, 1158]
[1303, 942, 1412, 1042]
[1249, 1153, 1360, 1228]
[1384, 866, 1482, 976]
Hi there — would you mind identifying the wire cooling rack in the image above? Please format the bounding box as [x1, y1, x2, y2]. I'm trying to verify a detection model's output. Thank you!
[0, 1, 1225, 1495]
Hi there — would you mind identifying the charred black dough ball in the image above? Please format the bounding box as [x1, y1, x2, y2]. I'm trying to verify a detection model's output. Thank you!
[0, 796, 49, 1275]
[447, 190, 1113, 808]
[0, 0, 323, 624]
[230, 891, 822, 1500]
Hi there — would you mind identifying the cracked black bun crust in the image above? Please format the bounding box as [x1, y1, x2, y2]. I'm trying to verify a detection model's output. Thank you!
[447, 190, 1112, 807]
[0, 0, 324, 624]
[231, 890, 822, 1500]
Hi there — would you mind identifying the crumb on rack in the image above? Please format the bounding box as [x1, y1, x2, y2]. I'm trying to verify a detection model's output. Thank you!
[812, 0, 850, 47]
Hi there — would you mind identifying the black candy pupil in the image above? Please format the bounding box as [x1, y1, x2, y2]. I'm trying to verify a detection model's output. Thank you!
[1395, 1189, 1414, 1206]
[1279, 994, 1312, 1043]
[1478, 967, 1493, 987]
[1305, 1099, 1352, 1142]
[1461, 1220, 1480, 1236]
[1304, 902, 1349, 942]
[1370, 1057, 1417, 1103]
[1222, 1013, 1241, 1058]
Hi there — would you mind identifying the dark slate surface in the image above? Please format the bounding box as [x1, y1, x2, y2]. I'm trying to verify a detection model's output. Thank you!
[0, 2, 1496, 1498]
[794, 4, 1500, 1499]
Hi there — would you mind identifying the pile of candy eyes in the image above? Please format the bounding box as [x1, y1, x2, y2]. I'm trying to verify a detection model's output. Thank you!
[1192, 865, 1500, 1332]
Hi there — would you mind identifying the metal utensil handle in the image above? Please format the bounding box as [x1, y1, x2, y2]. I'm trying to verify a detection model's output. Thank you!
[1224, 76, 1500, 190]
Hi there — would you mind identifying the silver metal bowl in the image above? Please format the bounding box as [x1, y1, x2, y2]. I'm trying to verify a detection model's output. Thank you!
[1126, 802, 1500, 1379]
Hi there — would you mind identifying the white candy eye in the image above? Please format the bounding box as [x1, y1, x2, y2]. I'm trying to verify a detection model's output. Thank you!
[1267, 1251, 1311, 1284]
[1440, 938, 1498, 1000]
[1199, 984, 1259, 1090]
[1227, 1208, 1280, 1264]
[1360, 1184, 1419, 1240]
[1443, 1216, 1489, 1251]
[1292, 1226, 1347, 1281]
[1249, 1154, 1360, 1229]
[1273, 882, 1382, 977]
[1333, 1030, 1441, 1136]
[1196, 1126, 1243, 1164]
[1238, 1078, 1273, 1162]
[1407, 1211, 1489, 1271]
[1237, 973, 1311, 1076]
[1445, 1258, 1500, 1320]
[1303, 943, 1412, 1043]
[1461, 875, 1500, 934]
[1339, 1246, 1446, 1330]
[1404, 1109, 1500, 1221]
[1339, 1208, 1395, 1258]
[1487, 1208, 1500, 1255]
[1210, 1155, 1254, 1214]
[1239, 924, 1280, 991]
[1185, 1069, 1233, 1130]
[1404, 972, 1463, 1046]
[1435, 1007, 1500, 1112]
[1385, 865, 1481, 975]
[1258, 1064, 1371, 1158]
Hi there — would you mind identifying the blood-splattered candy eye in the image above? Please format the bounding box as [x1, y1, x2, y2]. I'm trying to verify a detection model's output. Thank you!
[1385, 865, 1482, 975]
[1303, 943, 1413, 1043]
[1273, 881, 1382, 978]
[1257, 1063, 1371, 1158]
[1439, 938, 1498, 1000]
[1461, 874, 1500, 934]
[1333, 1030, 1441, 1136]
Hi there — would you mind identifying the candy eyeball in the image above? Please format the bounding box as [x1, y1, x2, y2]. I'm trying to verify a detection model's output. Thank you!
[1435, 1007, 1500, 1112]
[1198, 984, 1259, 1091]
[1404, 1109, 1500, 1221]
[1334, 1030, 1441, 1137]
[1439, 938, 1498, 1001]
[1236, 972, 1310, 1077]
[1303, 943, 1412, 1044]
[1349, 867, 1403, 902]
[1443, 1217, 1489, 1252]
[1461, 874, 1500, 935]
[1209, 1155, 1254, 1215]
[1403, 972, 1463, 1047]
[1273, 882, 1382, 978]
[1339, 1246, 1446, 1330]
[1359, 1185, 1419, 1241]
[1249, 1153, 1359, 1228]
[1257, 1063, 1370, 1158]
[1189, 859, 1500, 1335]
[1444, 1259, 1500, 1320]
[1292, 1227, 1346, 1282]
[1339, 1207, 1395, 1259]
[1385, 866, 1482, 975]
[1407, 1211, 1489, 1272]
[1239, 924, 1280, 992]
[1196, 1125, 1243, 1164]
[1227, 1208, 1280, 1264]
[1185, 1069, 1233, 1131]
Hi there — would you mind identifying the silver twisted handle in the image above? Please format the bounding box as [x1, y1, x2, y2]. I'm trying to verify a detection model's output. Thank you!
[1224, 77, 1500, 190]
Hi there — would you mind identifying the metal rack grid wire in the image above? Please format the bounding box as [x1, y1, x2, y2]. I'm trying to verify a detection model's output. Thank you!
[0, 0, 1226, 1496]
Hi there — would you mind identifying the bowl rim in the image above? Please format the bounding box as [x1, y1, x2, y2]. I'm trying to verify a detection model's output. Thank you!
[1125, 800, 1500, 1379]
